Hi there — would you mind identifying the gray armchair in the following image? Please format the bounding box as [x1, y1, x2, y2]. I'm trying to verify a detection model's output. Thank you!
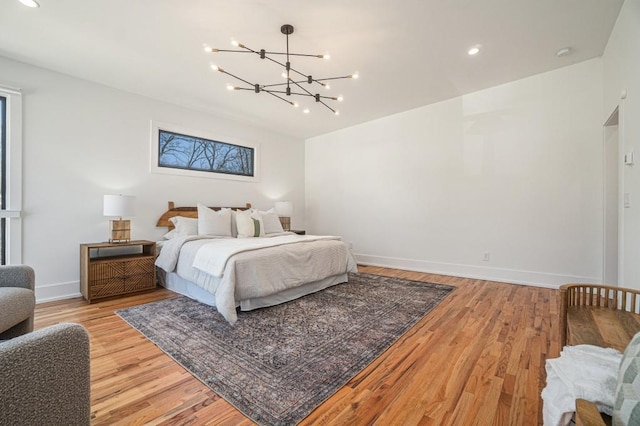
[0, 265, 35, 339]
[0, 265, 91, 426]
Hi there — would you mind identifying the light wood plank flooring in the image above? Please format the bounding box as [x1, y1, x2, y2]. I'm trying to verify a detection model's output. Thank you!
[34, 266, 560, 425]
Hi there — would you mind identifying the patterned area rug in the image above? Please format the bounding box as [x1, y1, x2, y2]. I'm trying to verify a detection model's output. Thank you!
[116, 273, 454, 425]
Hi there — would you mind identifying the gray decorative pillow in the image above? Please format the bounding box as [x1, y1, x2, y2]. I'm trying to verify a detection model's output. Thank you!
[613, 331, 640, 425]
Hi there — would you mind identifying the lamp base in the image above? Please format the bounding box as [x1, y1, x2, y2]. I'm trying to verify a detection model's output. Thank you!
[109, 219, 131, 243]
[279, 216, 291, 232]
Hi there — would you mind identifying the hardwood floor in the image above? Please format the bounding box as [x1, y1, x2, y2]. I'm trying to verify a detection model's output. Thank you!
[34, 266, 560, 425]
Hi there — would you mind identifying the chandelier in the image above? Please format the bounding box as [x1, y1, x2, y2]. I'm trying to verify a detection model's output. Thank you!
[205, 24, 358, 115]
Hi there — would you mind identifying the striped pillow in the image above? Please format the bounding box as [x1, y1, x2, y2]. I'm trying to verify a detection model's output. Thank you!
[235, 210, 265, 238]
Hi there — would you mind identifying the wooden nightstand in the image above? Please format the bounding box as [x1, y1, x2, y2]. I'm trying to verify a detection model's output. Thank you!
[291, 230, 306, 235]
[80, 240, 156, 303]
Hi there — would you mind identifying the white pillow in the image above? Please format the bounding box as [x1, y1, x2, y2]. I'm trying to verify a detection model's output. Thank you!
[222, 207, 247, 238]
[163, 229, 177, 240]
[235, 209, 265, 238]
[197, 203, 232, 237]
[168, 216, 198, 238]
[259, 209, 284, 234]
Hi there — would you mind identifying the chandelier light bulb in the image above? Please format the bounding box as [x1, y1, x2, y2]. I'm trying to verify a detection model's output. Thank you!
[281, 72, 288, 79]
[323, 54, 331, 60]
[210, 64, 219, 71]
[334, 110, 340, 116]
[203, 45, 213, 53]
[303, 108, 310, 114]
[468, 45, 481, 56]
[293, 102, 299, 108]
[226, 84, 235, 91]
[324, 84, 331, 90]
[231, 40, 240, 47]
[337, 96, 344, 102]
[351, 73, 359, 79]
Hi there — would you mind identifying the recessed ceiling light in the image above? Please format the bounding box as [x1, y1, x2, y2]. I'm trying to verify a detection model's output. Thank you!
[18, 0, 40, 7]
[468, 45, 481, 56]
[556, 47, 573, 57]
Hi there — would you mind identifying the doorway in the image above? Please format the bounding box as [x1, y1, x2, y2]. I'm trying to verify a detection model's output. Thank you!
[603, 107, 620, 285]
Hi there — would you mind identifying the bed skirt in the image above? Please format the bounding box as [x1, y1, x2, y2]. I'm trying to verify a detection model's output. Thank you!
[157, 268, 348, 311]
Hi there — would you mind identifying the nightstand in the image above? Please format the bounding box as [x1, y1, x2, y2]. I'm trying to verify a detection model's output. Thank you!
[291, 230, 306, 235]
[80, 240, 156, 302]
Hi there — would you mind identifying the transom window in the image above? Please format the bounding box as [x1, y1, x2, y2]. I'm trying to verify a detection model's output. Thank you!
[158, 129, 254, 177]
[150, 122, 259, 182]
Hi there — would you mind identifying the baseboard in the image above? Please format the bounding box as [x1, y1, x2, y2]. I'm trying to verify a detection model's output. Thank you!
[354, 254, 601, 289]
[35, 280, 82, 303]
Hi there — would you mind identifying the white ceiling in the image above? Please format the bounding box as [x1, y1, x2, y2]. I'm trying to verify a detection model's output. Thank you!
[0, 0, 624, 139]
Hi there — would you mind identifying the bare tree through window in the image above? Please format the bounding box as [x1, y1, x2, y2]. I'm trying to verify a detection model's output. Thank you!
[158, 129, 254, 177]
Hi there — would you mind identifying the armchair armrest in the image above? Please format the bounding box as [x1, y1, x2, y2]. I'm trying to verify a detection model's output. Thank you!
[575, 399, 607, 426]
[0, 323, 90, 425]
[0, 265, 35, 291]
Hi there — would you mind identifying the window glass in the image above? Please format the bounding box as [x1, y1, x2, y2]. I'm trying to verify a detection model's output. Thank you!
[158, 129, 255, 178]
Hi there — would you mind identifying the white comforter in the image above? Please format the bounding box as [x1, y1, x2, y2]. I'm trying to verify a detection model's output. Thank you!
[156, 234, 357, 324]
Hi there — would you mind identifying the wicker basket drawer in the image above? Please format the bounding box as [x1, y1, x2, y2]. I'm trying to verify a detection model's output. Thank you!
[89, 262, 124, 282]
[89, 257, 154, 281]
[125, 257, 154, 276]
[90, 278, 126, 298]
[125, 273, 155, 292]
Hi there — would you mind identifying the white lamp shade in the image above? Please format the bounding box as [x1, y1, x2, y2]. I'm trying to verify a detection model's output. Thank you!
[103, 194, 135, 217]
[274, 201, 293, 217]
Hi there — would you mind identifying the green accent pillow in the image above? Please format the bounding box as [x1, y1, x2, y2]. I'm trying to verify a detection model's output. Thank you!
[613, 331, 640, 425]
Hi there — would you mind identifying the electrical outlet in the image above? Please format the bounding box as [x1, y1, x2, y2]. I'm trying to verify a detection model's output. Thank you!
[483, 252, 490, 261]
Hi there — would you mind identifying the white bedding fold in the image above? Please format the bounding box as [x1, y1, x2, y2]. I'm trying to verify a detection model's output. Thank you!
[155, 235, 220, 273]
[192, 234, 342, 277]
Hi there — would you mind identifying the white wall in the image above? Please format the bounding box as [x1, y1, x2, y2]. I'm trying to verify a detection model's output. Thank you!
[306, 59, 604, 288]
[0, 56, 305, 302]
[603, 0, 640, 289]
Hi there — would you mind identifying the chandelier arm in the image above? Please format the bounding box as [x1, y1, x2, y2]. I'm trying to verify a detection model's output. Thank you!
[261, 52, 326, 58]
[212, 49, 254, 54]
[258, 89, 336, 101]
[218, 69, 256, 88]
[263, 90, 314, 97]
[290, 79, 314, 97]
[314, 75, 354, 82]
[319, 100, 337, 114]
[263, 90, 295, 106]
[262, 89, 337, 103]
[261, 82, 290, 88]
[250, 50, 308, 81]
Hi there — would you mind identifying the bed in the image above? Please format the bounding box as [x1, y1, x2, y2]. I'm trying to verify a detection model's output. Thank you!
[155, 201, 358, 325]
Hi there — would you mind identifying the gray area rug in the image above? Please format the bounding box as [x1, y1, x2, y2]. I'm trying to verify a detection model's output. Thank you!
[116, 273, 454, 425]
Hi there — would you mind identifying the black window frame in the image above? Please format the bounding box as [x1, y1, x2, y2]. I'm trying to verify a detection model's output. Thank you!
[0, 95, 7, 265]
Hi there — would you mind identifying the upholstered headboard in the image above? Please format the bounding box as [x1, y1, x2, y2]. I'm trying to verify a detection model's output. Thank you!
[156, 201, 252, 229]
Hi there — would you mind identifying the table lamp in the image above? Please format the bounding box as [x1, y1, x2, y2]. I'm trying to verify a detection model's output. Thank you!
[274, 201, 293, 231]
[103, 194, 135, 243]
